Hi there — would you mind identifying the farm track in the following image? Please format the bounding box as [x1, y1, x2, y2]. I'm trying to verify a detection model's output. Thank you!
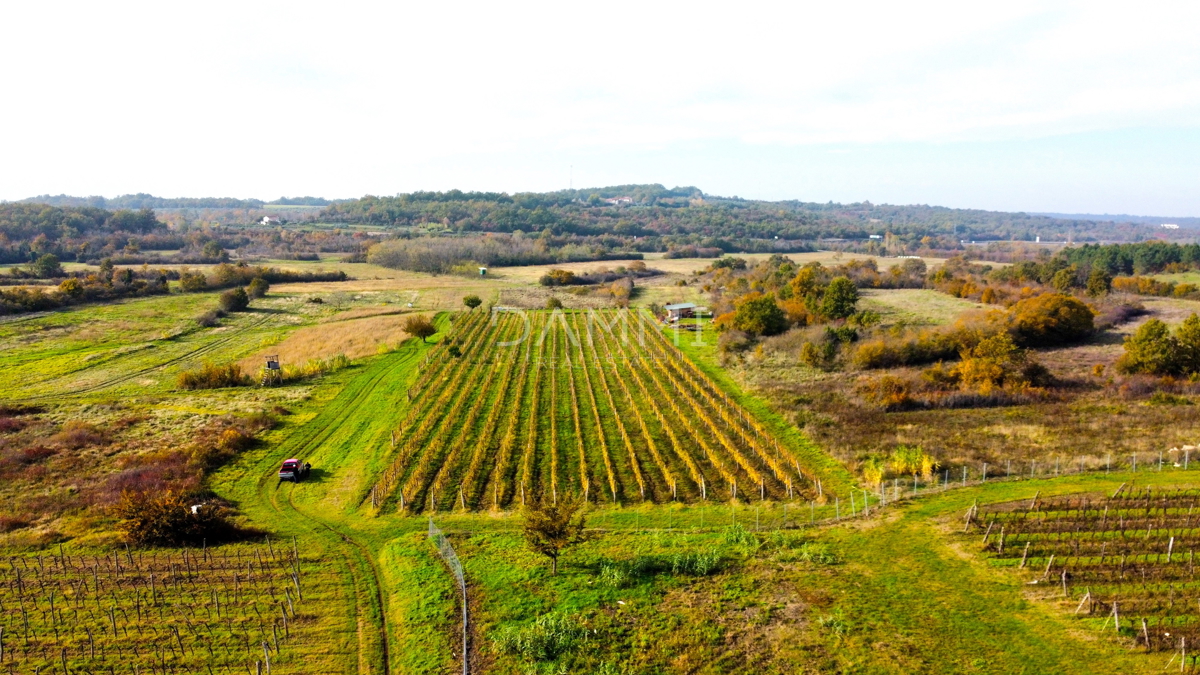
[251, 348, 424, 674]
[18, 313, 275, 399]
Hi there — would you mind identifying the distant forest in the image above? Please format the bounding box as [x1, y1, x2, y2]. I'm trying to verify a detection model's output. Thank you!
[317, 185, 1174, 247]
[20, 194, 338, 209]
[4, 186, 1195, 266]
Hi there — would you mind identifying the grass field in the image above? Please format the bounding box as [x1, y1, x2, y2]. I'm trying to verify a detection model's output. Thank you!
[858, 287, 986, 325]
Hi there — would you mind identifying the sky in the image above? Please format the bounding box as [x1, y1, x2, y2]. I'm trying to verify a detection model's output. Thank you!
[2, 1, 1200, 215]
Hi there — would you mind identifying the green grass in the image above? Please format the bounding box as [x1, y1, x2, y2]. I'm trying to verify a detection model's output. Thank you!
[858, 287, 986, 326]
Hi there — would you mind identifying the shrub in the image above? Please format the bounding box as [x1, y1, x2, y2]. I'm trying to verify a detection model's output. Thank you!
[196, 310, 222, 327]
[113, 490, 239, 546]
[539, 269, 580, 286]
[179, 271, 208, 292]
[1006, 293, 1094, 346]
[50, 421, 106, 449]
[218, 287, 250, 312]
[177, 363, 252, 390]
[0, 515, 30, 533]
[492, 612, 591, 663]
[545, 296, 563, 309]
[246, 277, 269, 298]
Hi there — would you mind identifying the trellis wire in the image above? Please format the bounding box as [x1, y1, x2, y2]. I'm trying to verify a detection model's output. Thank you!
[429, 518, 468, 675]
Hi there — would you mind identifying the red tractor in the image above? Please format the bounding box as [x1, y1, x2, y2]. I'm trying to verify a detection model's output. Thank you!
[278, 458, 311, 483]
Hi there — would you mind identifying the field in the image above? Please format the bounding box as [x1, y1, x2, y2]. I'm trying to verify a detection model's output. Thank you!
[10, 250, 1200, 674]
[973, 486, 1200, 659]
[0, 542, 342, 674]
[370, 309, 845, 512]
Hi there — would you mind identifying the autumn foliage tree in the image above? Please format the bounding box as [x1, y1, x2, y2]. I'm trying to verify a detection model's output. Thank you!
[403, 314, 438, 342]
[522, 498, 591, 574]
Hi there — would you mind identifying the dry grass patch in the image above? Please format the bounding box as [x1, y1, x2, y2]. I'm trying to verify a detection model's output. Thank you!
[239, 313, 427, 370]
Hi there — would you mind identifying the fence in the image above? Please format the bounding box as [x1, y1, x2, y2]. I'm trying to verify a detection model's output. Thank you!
[429, 517, 469, 675]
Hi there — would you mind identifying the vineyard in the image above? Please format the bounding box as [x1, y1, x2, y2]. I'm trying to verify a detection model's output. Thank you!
[0, 540, 326, 674]
[370, 309, 820, 512]
[972, 487, 1200, 663]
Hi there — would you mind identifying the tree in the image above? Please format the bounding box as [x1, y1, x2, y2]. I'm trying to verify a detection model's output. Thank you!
[1007, 293, 1094, 347]
[522, 498, 590, 574]
[731, 293, 787, 336]
[32, 254, 62, 278]
[1115, 319, 1178, 375]
[1086, 268, 1112, 297]
[1174, 313, 1200, 375]
[218, 287, 250, 312]
[463, 294, 482, 311]
[819, 276, 859, 320]
[202, 240, 225, 259]
[403, 314, 437, 342]
[247, 277, 269, 298]
[1050, 267, 1076, 292]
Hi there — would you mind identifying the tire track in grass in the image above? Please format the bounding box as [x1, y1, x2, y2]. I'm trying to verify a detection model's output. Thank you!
[23, 313, 274, 399]
[249, 343, 433, 674]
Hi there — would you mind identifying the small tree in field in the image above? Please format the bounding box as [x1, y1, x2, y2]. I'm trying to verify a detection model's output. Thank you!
[247, 277, 270, 298]
[219, 287, 250, 312]
[403, 314, 437, 342]
[523, 498, 591, 574]
[463, 294, 482, 311]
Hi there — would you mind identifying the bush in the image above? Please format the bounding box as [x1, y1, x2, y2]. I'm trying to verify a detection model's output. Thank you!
[491, 612, 591, 663]
[196, 310, 223, 327]
[1006, 293, 1095, 346]
[177, 363, 252, 390]
[246, 277, 269, 298]
[218, 287, 250, 312]
[113, 490, 239, 546]
[179, 271, 208, 292]
[49, 421, 106, 449]
[539, 269, 580, 286]
[545, 296, 563, 309]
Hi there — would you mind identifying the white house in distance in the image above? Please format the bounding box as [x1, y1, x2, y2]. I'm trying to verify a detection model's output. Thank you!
[1162, 223, 1180, 230]
[604, 197, 633, 205]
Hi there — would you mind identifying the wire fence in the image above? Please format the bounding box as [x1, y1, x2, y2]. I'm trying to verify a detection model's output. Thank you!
[429, 517, 469, 675]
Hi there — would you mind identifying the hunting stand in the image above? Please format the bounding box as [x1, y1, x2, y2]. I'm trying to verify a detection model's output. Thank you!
[261, 355, 282, 386]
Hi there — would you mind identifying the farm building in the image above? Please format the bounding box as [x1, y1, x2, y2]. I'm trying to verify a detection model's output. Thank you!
[664, 302, 697, 321]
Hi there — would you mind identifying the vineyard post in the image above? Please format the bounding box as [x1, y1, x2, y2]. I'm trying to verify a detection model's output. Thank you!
[1133, 454, 1137, 472]
[1107, 454, 1112, 473]
[850, 492, 856, 517]
[1160, 452, 1164, 471]
[1007, 460, 1011, 477]
[982, 463, 987, 482]
[1019, 541, 1030, 568]
[1031, 461, 1036, 478]
[962, 466, 967, 487]
[1187, 449, 1191, 470]
[944, 470, 949, 490]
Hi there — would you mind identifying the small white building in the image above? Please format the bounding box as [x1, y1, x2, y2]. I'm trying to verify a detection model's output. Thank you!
[664, 302, 697, 321]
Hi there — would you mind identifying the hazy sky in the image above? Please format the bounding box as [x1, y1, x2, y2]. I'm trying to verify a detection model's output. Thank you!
[3, 1, 1200, 215]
